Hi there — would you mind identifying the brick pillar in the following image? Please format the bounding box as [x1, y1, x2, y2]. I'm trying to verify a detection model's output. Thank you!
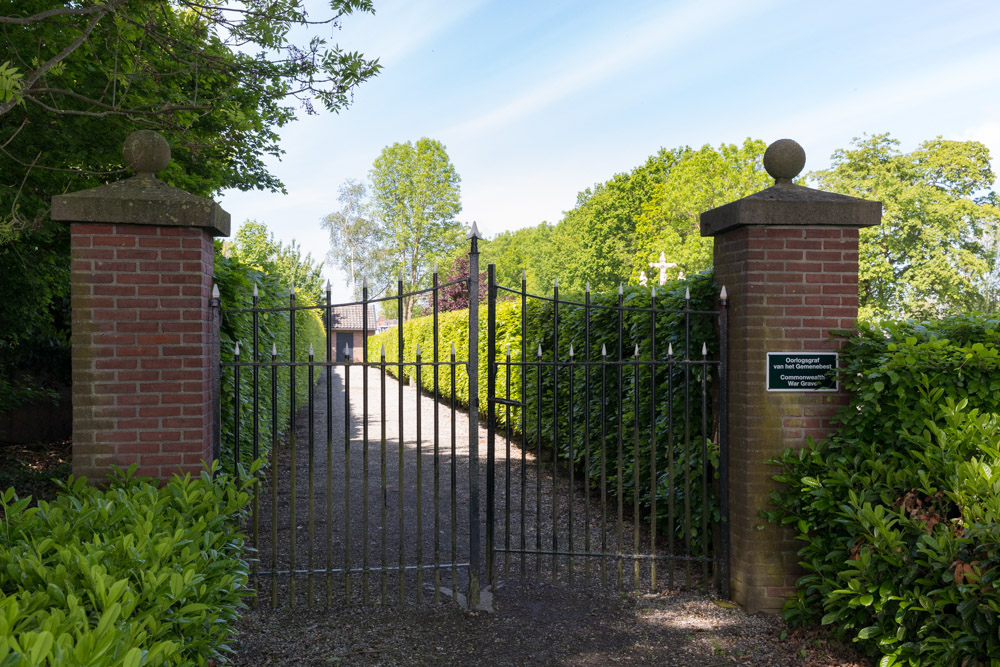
[51, 131, 230, 482]
[700, 140, 880, 613]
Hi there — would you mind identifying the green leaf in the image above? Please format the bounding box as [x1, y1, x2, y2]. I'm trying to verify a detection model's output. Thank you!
[122, 647, 144, 667]
[28, 631, 53, 665]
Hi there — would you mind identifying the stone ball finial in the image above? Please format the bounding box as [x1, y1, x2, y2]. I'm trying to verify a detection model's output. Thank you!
[123, 130, 170, 177]
[763, 139, 805, 183]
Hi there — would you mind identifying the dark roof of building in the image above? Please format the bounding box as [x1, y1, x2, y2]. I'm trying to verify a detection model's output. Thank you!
[329, 304, 377, 331]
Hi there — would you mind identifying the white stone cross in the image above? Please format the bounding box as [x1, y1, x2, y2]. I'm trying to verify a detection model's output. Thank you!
[649, 252, 678, 286]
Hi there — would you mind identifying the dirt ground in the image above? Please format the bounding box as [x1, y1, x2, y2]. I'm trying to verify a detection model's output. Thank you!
[231, 368, 871, 666]
[233, 583, 870, 666]
[0, 439, 71, 503]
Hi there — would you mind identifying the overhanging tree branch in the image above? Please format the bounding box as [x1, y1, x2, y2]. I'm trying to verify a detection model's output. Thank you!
[0, 143, 128, 176]
[26, 88, 212, 116]
[0, 5, 112, 25]
[0, 6, 116, 116]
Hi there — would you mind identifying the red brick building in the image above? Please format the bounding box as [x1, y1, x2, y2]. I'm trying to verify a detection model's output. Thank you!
[328, 304, 377, 362]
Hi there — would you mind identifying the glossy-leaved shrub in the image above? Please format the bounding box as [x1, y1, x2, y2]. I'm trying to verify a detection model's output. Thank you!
[0, 463, 255, 666]
[769, 315, 1000, 664]
[369, 272, 722, 554]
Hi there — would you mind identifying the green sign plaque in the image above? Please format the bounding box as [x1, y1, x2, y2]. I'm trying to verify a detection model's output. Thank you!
[766, 352, 838, 392]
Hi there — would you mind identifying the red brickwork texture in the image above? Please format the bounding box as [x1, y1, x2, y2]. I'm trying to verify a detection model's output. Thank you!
[70, 222, 214, 481]
[716, 225, 858, 613]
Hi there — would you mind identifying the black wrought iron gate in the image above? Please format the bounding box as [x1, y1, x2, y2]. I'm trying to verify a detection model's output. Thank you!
[484, 263, 729, 597]
[217, 235, 728, 609]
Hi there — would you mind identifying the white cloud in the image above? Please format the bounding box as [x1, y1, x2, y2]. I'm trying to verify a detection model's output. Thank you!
[351, 0, 489, 66]
[442, 0, 782, 138]
[760, 47, 1000, 153]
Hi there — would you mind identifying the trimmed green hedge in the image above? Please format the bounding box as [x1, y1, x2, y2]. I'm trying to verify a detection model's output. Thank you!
[0, 464, 255, 666]
[769, 315, 1000, 664]
[216, 251, 326, 467]
[369, 272, 722, 554]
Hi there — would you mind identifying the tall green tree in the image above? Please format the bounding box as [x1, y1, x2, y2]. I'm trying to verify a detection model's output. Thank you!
[631, 139, 769, 282]
[476, 222, 558, 294]
[321, 179, 383, 299]
[2, 0, 380, 232]
[811, 134, 1000, 319]
[554, 148, 685, 292]
[327, 138, 464, 321]
[551, 139, 768, 292]
[229, 221, 325, 304]
[0, 0, 379, 410]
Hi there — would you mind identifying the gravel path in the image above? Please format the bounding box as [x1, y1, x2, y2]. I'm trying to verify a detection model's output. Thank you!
[248, 365, 482, 608]
[235, 368, 870, 665]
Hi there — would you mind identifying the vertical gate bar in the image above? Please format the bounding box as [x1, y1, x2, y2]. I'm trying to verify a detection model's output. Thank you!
[600, 344, 608, 588]
[504, 345, 512, 583]
[251, 287, 259, 605]
[535, 344, 542, 578]
[233, 343, 241, 483]
[397, 275, 405, 604]
[416, 345, 424, 603]
[450, 344, 458, 603]
[719, 290, 730, 598]
[632, 344, 640, 590]
[667, 344, 675, 590]
[433, 268, 441, 602]
[344, 347, 352, 604]
[325, 285, 333, 607]
[701, 342, 709, 587]
[362, 282, 371, 605]
[649, 288, 658, 589]
[583, 285, 591, 584]
[210, 286, 222, 465]
[551, 278, 559, 582]
[520, 270, 527, 582]
[616, 284, 624, 591]
[232, 348, 245, 599]
[684, 288, 692, 589]
[289, 286, 297, 606]
[270, 344, 278, 607]
[380, 345, 388, 605]
[486, 264, 496, 590]
[567, 345, 575, 585]
[468, 234, 482, 608]
[307, 345, 315, 607]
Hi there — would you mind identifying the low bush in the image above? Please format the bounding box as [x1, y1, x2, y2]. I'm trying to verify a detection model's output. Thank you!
[769, 315, 1000, 664]
[368, 272, 722, 554]
[0, 463, 255, 666]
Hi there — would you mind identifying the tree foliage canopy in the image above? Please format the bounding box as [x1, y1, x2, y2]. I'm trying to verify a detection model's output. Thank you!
[811, 134, 1000, 318]
[631, 139, 769, 283]
[476, 139, 768, 295]
[325, 138, 465, 320]
[480, 135, 999, 320]
[321, 179, 382, 299]
[478, 222, 558, 294]
[2, 0, 380, 235]
[0, 0, 379, 411]
[228, 220, 325, 304]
